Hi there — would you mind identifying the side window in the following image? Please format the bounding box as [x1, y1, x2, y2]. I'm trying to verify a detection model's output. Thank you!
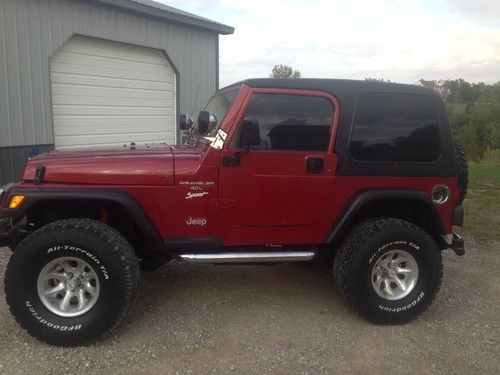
[349, 93, 441, 162]
[238, 94, 334, 151]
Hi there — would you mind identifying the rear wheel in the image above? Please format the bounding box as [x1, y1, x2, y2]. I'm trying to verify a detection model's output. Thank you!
[5, 219, 140, 346]
[333, 218, 442, 324]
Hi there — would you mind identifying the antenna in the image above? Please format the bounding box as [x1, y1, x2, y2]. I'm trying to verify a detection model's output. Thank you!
[190, 85, 201, 119]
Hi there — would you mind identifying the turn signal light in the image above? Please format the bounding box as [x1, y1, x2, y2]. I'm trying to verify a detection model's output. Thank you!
[9, 195, 25, 209]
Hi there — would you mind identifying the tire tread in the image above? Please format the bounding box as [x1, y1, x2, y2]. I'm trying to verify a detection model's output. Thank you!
[5, 218, 140, 346]
[333, 217, 443, 324]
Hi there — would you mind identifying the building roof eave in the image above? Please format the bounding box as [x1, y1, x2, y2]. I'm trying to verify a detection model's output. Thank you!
[93, 0, 234, 35]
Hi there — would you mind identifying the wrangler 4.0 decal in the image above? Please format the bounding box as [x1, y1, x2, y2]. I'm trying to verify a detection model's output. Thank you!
[178, 181, 215, 187]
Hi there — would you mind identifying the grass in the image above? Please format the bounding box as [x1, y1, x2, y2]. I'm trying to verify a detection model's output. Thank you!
[463, 164, 500, 240]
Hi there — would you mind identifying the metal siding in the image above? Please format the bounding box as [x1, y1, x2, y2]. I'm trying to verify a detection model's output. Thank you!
[0, 144, 54, 183]
[0, 0, 217, 149]
[0, 0, 13, 146]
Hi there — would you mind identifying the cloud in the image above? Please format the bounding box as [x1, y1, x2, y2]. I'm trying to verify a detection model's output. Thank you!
[442, 0, 500, 24]
[158, 0, 500, 86]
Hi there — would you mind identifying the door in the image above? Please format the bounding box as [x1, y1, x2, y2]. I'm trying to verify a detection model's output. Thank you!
[50, 35, 176, 149]
[219, 90, 339, 244]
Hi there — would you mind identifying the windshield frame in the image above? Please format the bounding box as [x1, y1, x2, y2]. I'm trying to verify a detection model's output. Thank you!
[204, 85, 241, 137]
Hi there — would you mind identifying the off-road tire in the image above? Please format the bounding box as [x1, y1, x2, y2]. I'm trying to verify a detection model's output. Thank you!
[333, 218, 442, 324]
[454, 140, 468, 205]
[5, 219, 140, 346]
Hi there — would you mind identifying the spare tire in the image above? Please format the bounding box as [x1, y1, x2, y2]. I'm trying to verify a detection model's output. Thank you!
[454, 140, 468, 205]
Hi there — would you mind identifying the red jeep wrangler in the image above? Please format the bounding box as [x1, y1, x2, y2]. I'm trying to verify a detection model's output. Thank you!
[0, 79, 468, 346]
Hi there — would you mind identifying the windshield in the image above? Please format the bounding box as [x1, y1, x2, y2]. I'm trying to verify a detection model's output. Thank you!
[205, 86, 240, 137]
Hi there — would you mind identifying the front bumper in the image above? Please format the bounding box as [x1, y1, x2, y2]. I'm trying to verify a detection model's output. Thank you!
[0, 218, 12, 248]
[0, 184, 19, 249]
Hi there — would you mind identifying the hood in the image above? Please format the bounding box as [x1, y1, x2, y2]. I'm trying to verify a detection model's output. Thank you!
[22, 145, 176, 186]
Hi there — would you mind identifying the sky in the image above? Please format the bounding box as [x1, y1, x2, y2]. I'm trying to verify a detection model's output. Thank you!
[158, 0, 500, 87]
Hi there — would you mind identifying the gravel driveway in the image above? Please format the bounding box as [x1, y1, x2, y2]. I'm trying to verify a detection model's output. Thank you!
[0, 237, 498, 374]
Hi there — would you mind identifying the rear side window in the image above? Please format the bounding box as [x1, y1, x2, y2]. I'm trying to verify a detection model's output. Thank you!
[349, 93, 441, 162]
[241, 94, 334, 151]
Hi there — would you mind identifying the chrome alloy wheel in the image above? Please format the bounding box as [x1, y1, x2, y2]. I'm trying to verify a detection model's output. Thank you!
[37, 257, 100, 317]
[371, 250, 419, 301]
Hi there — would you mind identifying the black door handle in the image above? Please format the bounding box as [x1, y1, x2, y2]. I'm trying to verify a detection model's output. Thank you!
[307, 157, 324, 173]
[222, 149, 250, 167]
[222, 155, 241, 166]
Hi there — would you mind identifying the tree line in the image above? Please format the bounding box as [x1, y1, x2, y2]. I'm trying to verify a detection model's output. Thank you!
[418, 79, 500, 162]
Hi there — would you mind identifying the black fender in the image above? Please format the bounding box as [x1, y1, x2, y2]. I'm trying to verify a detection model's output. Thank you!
[0, 188, 166, 254]
[324, 189, 445, 246]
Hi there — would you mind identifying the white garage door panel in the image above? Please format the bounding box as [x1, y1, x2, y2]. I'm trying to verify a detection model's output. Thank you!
[51, 72, 173, 91]
[52, 83, 174, 100]
[61, 37, 168, 64]
[54, 116, 175, 135]
[53, 52, 173, 76]
[52, 95, 171, 107]
[50, 35, 176, 149]
[52, 105, 173, 116]
[51, 62, 174, 83]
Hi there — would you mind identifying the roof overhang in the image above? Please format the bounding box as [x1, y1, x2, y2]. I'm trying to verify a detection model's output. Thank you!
[92, 0, 234, 35]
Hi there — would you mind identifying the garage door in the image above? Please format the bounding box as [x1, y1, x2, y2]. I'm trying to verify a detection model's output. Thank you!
[50, 35, 176, 149]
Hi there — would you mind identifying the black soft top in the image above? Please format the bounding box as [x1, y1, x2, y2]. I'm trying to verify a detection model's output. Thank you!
[223, 78, 455, 177]
[234, 78, 437, 97]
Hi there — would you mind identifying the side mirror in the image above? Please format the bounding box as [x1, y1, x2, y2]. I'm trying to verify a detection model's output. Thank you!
[180, 114, 194, 130]
[239, 119, 261, 148]
[198, 111, 217, 135]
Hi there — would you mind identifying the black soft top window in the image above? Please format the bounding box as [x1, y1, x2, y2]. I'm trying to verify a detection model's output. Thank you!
[240, 94, 334, 151]
[349, 93, 441, 162]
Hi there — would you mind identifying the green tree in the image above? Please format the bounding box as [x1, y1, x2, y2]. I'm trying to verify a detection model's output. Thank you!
[418, 79, 438, 90]
[270, 64, 301, 79]
[365, 77, 392, 83]
[457, 83, 500, 161]
[418, 78, 488, 106]
[365, 77, 391, 83]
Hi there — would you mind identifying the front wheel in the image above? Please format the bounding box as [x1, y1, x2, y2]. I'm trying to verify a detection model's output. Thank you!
[5, 219, 140, 346]
[333, 218, 443, 324]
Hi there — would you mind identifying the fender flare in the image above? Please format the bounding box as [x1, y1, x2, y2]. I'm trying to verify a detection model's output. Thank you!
[0, 188, 166, 254]
[324, 189, 445, 246]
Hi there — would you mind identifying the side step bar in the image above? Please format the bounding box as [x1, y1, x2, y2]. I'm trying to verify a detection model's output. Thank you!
[178, 251, 316, 264]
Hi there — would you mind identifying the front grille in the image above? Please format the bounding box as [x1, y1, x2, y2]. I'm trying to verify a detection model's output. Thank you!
[0, 217, 12, 229]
